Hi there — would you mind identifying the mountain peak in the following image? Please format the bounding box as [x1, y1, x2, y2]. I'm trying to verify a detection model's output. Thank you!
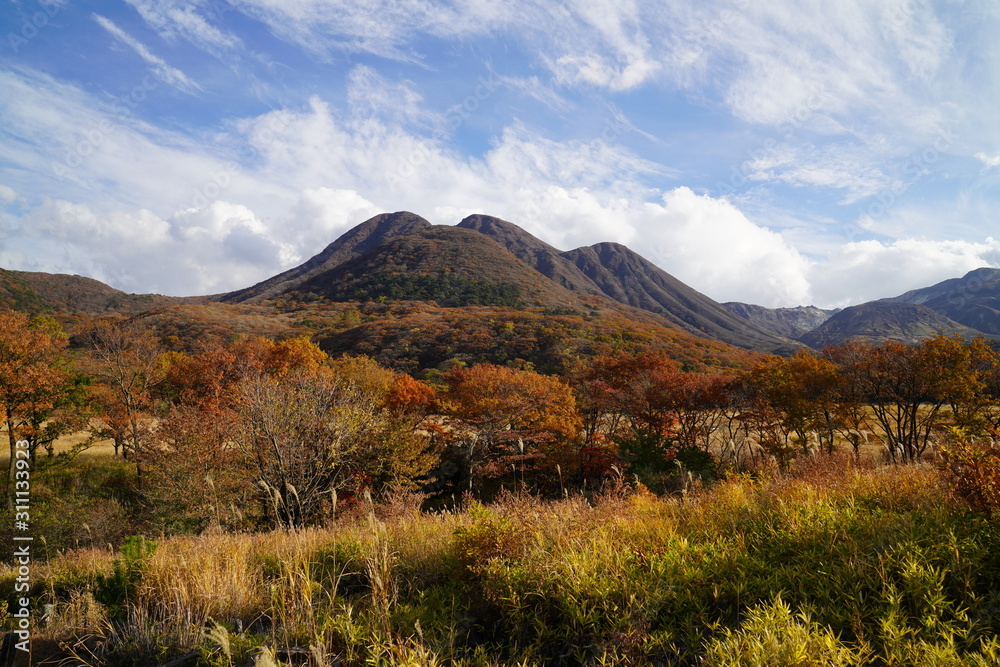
[223, 211, 431, 303]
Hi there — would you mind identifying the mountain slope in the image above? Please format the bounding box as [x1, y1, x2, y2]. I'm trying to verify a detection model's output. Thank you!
[457, 215, 605, 295]
[723, 302, 838, 339]
[290, 225, 591, 309]
[798, 301, 981, 348]
[884, 267, 1000, 334]
[458, 214, 799, 354]
[222, 211, 432, 303]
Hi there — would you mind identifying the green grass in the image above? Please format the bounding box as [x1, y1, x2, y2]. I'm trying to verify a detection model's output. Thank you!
[5, 457, 1000, 665]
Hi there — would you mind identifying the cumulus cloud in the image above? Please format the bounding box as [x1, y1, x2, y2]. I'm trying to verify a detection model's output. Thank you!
[811, 238, 1000, 307]
[635, 188, 813, 307]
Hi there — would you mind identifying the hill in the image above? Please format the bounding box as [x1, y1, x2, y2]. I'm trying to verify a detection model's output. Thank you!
[722, 302, 838, 339]
[884, 267, 1000, 334]
[317, 300, 761, 375]
[798, 301, 981, 348]
[0, 268, 178, 315]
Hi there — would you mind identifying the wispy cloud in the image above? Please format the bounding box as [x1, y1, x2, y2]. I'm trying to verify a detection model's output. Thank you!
[122, 0, 242, 52]
[92, 13, 202, 94]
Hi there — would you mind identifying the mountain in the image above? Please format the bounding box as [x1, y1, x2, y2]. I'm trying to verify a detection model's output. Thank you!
[456, 215, 605, 295]
[798, 301, 981, 348]
[223, 211, 797, 353]
[883, 267, 1000, 334]
[458, 214, 799, 354]
[221, 211, 432, 304]
[0, 268, 178, 315]
[722, 303, 838, 339]
[289, 225, 591, 310]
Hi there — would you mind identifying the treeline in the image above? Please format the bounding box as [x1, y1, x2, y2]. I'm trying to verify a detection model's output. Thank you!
[3, 308, 1000, 537]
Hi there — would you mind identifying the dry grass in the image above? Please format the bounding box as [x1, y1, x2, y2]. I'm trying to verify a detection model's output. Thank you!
[6, 455, 1000, 665]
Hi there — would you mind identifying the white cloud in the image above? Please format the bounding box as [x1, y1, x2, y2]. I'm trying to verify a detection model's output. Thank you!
[0, 185, 18, 205]
[747, 142, 895, 203]
[811, 238, 1000, 308]
[286, 187, 381, 251]
[346, 65, 441, 134]
[92, 14, 202, 94]
[123, 0, 243, 52]
[636, 188, 813, 307]
[975, 152, 1000, 169]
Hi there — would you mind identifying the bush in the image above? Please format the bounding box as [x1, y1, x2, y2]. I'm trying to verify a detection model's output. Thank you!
[703, 596, 865, 666]
[938, 428, 1000, 516]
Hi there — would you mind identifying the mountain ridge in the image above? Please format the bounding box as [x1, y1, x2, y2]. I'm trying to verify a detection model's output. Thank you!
[883, 267, 1000, 334]
[457, 214, 800, 354]
[798, 301, 982, 348]
[722, 302, 838, 340]
[220, 211, 432, 304]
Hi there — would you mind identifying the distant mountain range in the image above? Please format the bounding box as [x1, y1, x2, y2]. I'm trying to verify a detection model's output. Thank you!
[4, 211, 1000, 355]
[725, 269, 1000, 347]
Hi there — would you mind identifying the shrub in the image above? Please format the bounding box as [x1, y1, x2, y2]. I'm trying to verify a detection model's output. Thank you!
[703, 596, 866, 666]
[94, 535, 157, 620]
[938, 428, 1000, 516]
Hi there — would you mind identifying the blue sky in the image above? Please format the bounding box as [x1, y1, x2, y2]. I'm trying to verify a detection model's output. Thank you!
[2, 0, 1000, 307]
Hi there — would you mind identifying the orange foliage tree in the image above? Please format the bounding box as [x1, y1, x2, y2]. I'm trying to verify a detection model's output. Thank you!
[827, 335, 992, 462]
[743, 351, 841, 468]
[577, 352, 727, 483]
[82, 319, 168, 460]
[0, 311, 89, 505]
[151, 338, 438, 527]
[441, 363, 581, 493]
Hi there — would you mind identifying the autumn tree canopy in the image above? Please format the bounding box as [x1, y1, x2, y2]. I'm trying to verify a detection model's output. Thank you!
[441, 363, 581, 491]
[0, 311, 89, 505]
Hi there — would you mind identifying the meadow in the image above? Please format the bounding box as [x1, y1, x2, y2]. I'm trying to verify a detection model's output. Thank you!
[5, 453, 1000, 666]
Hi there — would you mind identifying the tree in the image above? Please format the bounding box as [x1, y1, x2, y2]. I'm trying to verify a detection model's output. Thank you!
[576, 353, 725, 482]
[82, 320, 167, 460]
[153, 337, 437, 528]
[441, 363, 581, 492]
[745, 351, 841, 467]
[0, 311, 89, 506]
[829, 336, 985, 462]
[139, 403, 246, 530]
[234, 362, 435, 528]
